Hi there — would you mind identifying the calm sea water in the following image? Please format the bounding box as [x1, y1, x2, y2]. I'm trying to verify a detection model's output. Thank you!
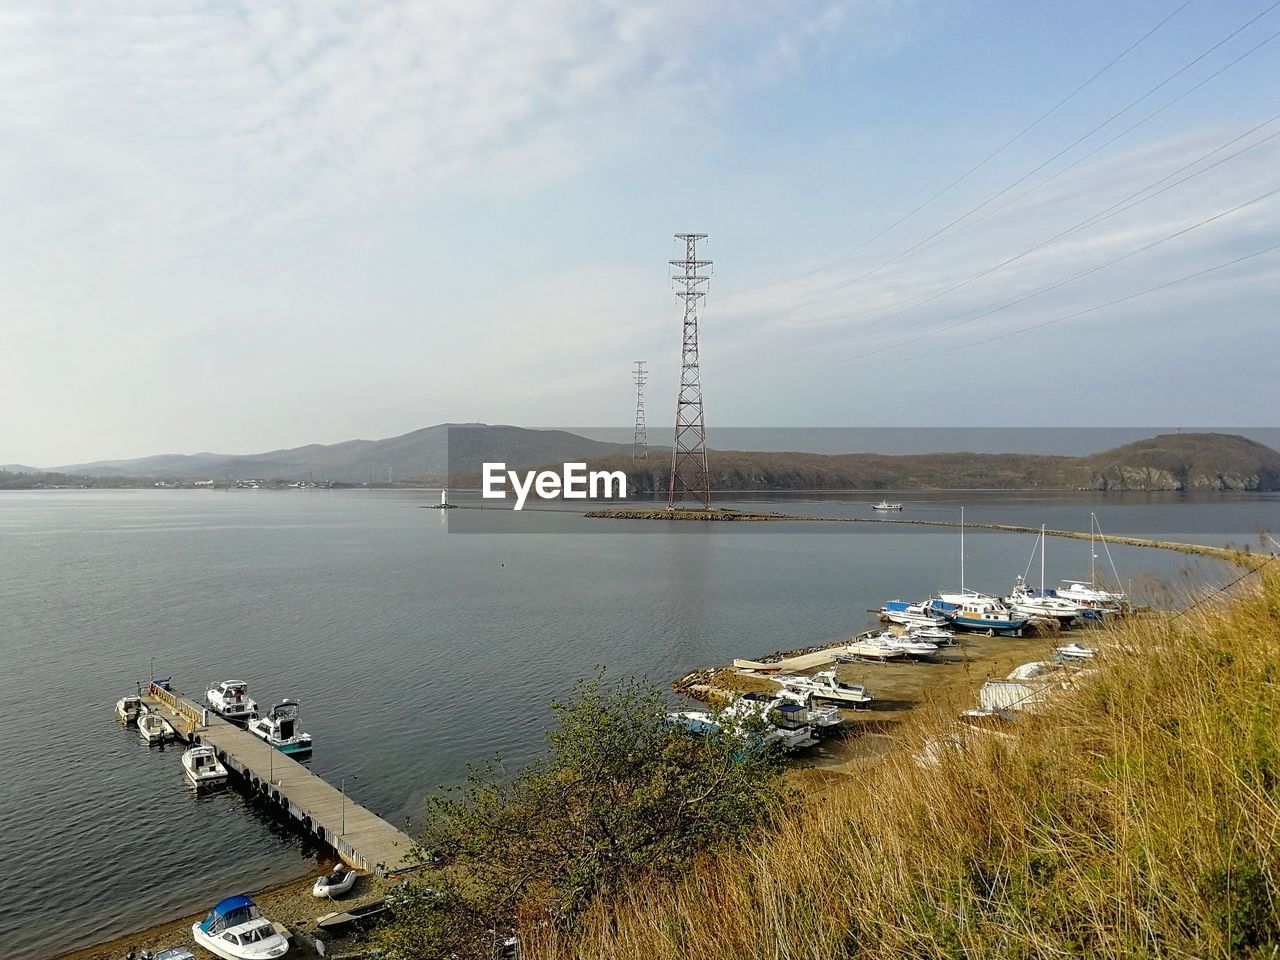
[2, 489, 1276, 959]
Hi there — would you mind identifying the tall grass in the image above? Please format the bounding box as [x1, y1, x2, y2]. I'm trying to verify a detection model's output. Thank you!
[534, 566, 1280, 959]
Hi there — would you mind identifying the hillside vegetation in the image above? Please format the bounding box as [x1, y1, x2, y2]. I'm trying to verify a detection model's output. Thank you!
[605, 432, 1280, 492]
[525, 564, 1280, 959]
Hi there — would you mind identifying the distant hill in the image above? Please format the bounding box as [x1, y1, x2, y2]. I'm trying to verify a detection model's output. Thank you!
[18, 429, 1279, 492]
[48, 424, 632, 484]
[579, 432, 1280, 492]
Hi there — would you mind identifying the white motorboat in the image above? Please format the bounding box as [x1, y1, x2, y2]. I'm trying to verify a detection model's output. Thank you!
[880, 599, 950, 628]
[206, 681, 259, 726]
[1056, 642, 1098, 661]
[840, 630, 938, 660]
[312, 864, 358, 899]
[774, 686, 846, 733]
[192, 896, 289, 959]
[247, 700, 313, 756]
[774, 669, 872, 707]
[116, 695, 142, 723]
[872, 500, 903, 511]
[721, 694, 819, 751]
[182, 745, 229, 788]
[904, 622, 957, 644]
[139, 711, 176, 744]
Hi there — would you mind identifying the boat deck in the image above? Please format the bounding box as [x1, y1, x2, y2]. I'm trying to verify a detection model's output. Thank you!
[141, 683, 418, 874]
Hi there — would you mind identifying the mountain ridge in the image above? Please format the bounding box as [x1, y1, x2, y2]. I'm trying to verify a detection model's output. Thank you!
[8, 428, 1279, 491]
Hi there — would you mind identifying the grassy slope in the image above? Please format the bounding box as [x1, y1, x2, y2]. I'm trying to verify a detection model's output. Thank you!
[534, 565, 1280, 959]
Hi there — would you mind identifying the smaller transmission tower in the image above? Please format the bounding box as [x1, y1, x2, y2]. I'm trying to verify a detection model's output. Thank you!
[668, 233, 712, 510]
[632, 361, 648, 459]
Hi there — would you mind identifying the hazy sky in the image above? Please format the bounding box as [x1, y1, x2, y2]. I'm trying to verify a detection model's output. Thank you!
[3, 0, 1278, 465]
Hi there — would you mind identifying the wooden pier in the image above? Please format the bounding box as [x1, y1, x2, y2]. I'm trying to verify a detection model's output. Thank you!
[142, 683, 419, 874]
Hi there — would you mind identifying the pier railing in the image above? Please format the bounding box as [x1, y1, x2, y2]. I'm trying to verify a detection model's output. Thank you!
[149, 682, 207, 736]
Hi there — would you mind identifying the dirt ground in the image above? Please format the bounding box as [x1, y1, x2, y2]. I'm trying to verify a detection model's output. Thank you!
[57, 868, 394, 960]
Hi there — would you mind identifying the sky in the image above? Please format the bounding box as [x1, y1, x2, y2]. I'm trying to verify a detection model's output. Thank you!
[2, 0, 1278, 466]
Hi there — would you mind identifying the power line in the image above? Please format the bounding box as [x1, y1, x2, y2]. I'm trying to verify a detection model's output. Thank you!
[894, 240, 1280, 363]
[900, 23, 1280, 269]
[843, 112, 1280, 338]
[832, 185, 1280, 363]
[786, 0, 1196, 285]
[786, 0, 1280, 314]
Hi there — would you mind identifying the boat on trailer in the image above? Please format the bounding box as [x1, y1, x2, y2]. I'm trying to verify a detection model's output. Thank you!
[774, 669, 872, 707]
[247, 699, 313, 755]
[880, 599, 950, 628]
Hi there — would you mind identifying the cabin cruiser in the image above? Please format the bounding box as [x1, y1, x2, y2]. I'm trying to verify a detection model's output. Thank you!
[872, 500, 903, 511]
[182, 745, 229, 788]
[1007, 576, 1085, 627]
[247, 700, 313, 755]
[206, 681, 259, 726]
[880, 600, 950, 628]
[774, 685, 846, 733]
[116, 695, 142, 723]
[139, 711, 176, 744]
[192, 896, 289, 959]
[721, 694, 819, 751]
[774, 669, 872, 707]
[929, 592, 1028, 636]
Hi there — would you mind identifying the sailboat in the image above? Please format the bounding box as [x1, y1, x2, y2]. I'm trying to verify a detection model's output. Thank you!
[929, 507, 1029, 636]
[1057, 513, 1129, 615]
[1007, 525, 1088, 626]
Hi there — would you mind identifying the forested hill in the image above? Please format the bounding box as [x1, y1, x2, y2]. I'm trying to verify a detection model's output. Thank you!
[588, 433, 1280, 492]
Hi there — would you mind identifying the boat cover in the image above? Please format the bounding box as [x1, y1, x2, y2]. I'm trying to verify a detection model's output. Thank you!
[200, 895, 258, 933]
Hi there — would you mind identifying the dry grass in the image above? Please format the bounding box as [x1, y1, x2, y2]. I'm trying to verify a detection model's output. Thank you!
[532, 566, 1280, 959]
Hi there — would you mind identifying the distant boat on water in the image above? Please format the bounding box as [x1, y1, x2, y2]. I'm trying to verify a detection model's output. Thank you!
[872, 500, 903, 511]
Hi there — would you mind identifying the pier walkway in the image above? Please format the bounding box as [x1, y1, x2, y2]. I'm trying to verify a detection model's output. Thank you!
[142, 683, 419, 874]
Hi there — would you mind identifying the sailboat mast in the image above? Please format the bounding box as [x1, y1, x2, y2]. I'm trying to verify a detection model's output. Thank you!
[960, 506, 965, 593]
[1040, 523, 1046, 592]
[1090, 512, 1097, 587]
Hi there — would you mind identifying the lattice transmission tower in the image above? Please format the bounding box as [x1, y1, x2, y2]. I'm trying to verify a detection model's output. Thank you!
[667, 233, 712, 510]
[632, 360, 648, 459]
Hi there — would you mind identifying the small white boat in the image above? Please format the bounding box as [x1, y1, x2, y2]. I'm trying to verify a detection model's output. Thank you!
[774, 669, 872, 707]
[312, 864, 358, 899]
[116, 695, 142, 723]
[206, 681, 259, 726]
[872, 500, 903, 511]
[904, 622, 957, 644]
[139, 711, 176, 744]
[182, 745, 229, 788]
[247, 700, 313, 755]
[192, 896, 289, 959]
[839, 630, 933, 660]
[1056, 642, 1098, 660]
[880, 599, 949, 628]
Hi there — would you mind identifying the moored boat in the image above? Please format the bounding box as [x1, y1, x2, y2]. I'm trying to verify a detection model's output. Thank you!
[182, 745, 229, 788]
[206, 681, 259, 727]
[247, 700, 313, 755]
[191, 895, 289, 959]
[139, 711, 176, 744]
[116, 695, 142, 723]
